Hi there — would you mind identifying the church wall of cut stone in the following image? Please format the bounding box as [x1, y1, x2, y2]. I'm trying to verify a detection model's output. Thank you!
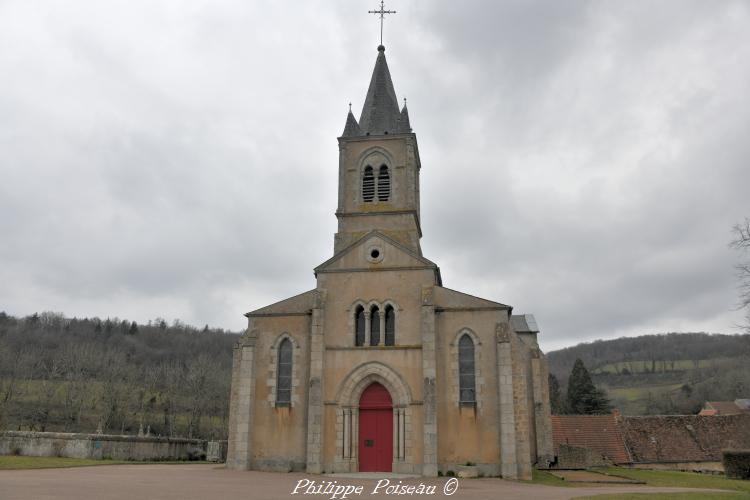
[226, 45, 553, 480]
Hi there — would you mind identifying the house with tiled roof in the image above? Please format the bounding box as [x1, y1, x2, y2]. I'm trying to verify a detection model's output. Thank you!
[620, 413, 750, 472]
[551, 411, 750, 473]
[551, 413, 631, 467]
[698, 400, 750, 416]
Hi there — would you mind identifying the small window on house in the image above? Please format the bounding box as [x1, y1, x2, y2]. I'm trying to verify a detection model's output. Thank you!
[355, 306, 365, 346]
[385, 305, 395, 346]
[458, 334, 476, 405]
[277, 338, 292, 406]
[377, 165, 390, 201]
[370, 306, 380, 346]
[362, 166, 375, 202]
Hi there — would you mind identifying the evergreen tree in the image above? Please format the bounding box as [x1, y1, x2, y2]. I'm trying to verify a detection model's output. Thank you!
[548, 373, 564, 414]
[566, 358, 611, 414]
[129, 321, 139, 335]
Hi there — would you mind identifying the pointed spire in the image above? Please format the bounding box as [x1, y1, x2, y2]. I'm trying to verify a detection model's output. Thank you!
[359, 45, 402, 135]
[397, 98, 411, 133]
[342, 105, 362, 137]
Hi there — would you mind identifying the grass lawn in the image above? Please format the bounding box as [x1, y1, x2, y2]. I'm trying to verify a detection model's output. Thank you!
[525, 468, 573, 487]
[0, 456, 134, 470]
[595, 467, 750, 495]
[0, 455, 212, 470]
[574, 492, 748, 499]
[527, 467, 750, 498]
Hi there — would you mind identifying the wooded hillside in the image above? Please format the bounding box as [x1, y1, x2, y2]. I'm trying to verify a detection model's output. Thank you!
[547, 333, 750, 415]
[0, 312, 239, 440]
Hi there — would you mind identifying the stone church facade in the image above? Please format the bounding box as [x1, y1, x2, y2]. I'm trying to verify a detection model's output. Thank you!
[226, 45, 553, 480]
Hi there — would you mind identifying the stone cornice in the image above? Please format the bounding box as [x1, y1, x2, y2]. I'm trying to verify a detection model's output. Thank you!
[325, 344, 422, 351]
[245, 312, 312, 318]
[435, 306, 511, 313]
[335, 209, 423, 238]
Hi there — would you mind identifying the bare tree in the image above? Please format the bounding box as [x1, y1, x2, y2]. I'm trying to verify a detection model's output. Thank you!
[32, 357, 62, 431]
[731, 218, 750, 332]
[159, 361, 184, 437]
[184, 355, 213, 439]
[58, 344, 96, 431]
[0, 349, 33, 430]
[97, 349, 128, 434]
[135, 365, 161, 435]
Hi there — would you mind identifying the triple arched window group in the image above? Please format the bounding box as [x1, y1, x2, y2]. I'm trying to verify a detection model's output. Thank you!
[362, 165, 390, 202]
[354, 304, 395, 346]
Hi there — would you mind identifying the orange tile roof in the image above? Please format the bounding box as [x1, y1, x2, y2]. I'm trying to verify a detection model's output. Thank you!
[704, 401, 746, 416]
[620, 414, 750, 463]
[551, 414, 631, 464]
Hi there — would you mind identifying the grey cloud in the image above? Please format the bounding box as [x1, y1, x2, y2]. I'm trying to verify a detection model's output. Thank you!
[1, 1, 747, 349]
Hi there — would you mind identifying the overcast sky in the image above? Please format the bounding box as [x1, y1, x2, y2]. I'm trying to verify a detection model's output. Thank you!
[1, 1, 748, 351]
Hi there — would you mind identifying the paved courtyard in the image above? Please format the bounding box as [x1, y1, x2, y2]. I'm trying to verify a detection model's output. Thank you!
[0, 464, 721, 500]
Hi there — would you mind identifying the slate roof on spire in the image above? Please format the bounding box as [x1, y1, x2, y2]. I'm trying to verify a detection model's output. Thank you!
[397, 102, 411, 133]
[359, 45, 403, 136]
[342, 109, 362, 137]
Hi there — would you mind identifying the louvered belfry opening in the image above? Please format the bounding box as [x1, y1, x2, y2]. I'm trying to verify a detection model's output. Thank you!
[362, 166, 375, 202]
[377, 165, 390, 201]
[355, 306, 366, 346]
[370, 306, 380, 346]
[458, 334, 476, 405]
[384, 305, 395, 346]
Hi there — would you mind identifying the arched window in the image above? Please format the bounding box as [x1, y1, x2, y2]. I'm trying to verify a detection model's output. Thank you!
[370, 306, 380, 346]
[276, 338, 292, 406]
[377, 165, 390, 201]
[355, 306, 365, 346]
[362, 166, 375, 202]
[384, 305, 395, 346]
[458, 334, 476, 405]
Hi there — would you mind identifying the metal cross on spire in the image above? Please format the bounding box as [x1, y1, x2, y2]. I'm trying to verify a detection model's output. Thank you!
[368, 0, 396, 46]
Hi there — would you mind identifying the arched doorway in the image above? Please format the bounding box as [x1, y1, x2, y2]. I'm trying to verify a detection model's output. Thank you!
[358, 382, 393, 472]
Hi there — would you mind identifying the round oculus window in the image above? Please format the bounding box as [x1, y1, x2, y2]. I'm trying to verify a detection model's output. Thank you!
[366, 245, 384, 263]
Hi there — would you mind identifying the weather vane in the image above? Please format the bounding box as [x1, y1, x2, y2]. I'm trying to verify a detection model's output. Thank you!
[368, 0, 396, 46]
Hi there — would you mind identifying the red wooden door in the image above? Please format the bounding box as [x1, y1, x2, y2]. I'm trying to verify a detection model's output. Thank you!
[358, 383, 393, 472]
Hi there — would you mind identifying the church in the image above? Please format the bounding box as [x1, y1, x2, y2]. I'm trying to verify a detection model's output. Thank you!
[226, 43, 553, 480]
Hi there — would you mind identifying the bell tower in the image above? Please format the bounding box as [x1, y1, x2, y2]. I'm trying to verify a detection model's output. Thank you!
[334, 45, 423, 255]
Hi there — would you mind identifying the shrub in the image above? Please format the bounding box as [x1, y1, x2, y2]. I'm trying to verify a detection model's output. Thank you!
[723, 450, 750, 480]
[187, 446, 206, 461]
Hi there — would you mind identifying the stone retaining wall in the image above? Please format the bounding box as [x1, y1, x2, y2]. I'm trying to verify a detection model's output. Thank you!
[0, 431, 206, 461]
[625, 461, 724, 474]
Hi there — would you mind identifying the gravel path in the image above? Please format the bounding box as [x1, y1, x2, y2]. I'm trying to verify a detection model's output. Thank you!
[0, 464, 724, 500]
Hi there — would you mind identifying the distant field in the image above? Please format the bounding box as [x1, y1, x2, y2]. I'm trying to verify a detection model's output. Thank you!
[548, 333, 750, 416]
[587, 358, 743, 414]
[605, 383, 684, 414]
[591, 358, 733, 375]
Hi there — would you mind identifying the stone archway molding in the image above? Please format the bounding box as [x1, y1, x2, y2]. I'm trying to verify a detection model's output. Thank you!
[336, 361, 412, 408]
